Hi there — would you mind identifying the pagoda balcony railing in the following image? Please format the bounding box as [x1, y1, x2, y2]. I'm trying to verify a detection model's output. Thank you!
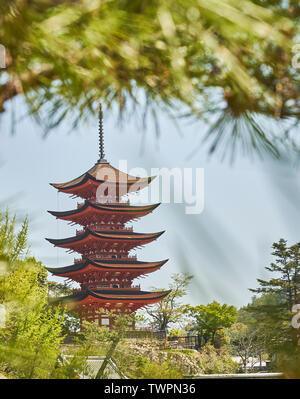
[127, 285, 140, 290]
[73, 255, 137, 262]
[74, 227, 137, 235]
[90, 200, 131, 205]
[92, 255, 137, 261]
[94, 285, 140, 290]
[74, 285, 141, 292]
[78, 226, 133, 232]
[90, 226, 133, 232]
[77, 200, 131, 208]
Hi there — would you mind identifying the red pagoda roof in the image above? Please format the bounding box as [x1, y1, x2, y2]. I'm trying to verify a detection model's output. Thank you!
[46, 229, 164, 253]
[56, 289, 170, 307]
[46, 258, 168, 276]
[48, 201, 160, 225]
[50, 161, 155, 197]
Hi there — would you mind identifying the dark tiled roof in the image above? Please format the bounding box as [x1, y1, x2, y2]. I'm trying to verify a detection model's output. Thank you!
[46, 258, 168, 275]
[48, 201, 160, 218]
[55, 289, 171, 304]
[50, 162, 156, 190]
[46, 229, 164, 246]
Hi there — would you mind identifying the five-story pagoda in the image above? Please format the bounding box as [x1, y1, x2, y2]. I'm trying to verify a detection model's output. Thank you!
[46, 105, 169, 328]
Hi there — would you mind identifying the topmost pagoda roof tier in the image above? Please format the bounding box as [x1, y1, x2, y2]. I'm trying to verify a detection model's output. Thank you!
[50, 161, 155, 200]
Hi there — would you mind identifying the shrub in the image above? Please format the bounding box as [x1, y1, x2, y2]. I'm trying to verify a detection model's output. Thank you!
[197, 344, 238, 374]
[132, 356, 182, 379]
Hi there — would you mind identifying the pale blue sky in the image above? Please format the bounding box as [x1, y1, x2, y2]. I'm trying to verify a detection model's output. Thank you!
[1, 100, 300, 308]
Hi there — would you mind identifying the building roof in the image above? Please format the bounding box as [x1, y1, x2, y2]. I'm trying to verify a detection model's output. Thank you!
[48, 201, 160, 224]
[46, 258, 168, 275]
[56, 289, 170, 304]
[50, 162, 155, 191]
[46, 229, 164, 248]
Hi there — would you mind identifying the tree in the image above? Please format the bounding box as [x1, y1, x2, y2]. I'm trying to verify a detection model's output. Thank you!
[250, 239, 300, 308]
[249, 239, 300, 347]
[228, 322, 266, 372]
[239, 292, 300, 376]
[196, 344, 238, 374]
[0, 210, 87, 378]
[48, 280, 81, 334]
[0, 260, 66, 378]
[0, 1, 299, 158]
[47, 280, 73, 299]
[144, 273, 193, 331]
[188, 301, 237, 346]
[131, 356, 182, 379]
[0, 210, 28, 262]
[245, 239, 300, 376]
[76, 310, 137, 379]
[168, 328, 183, 338]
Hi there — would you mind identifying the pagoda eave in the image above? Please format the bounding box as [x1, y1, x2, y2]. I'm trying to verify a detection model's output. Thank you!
[50, 162, 156, 191]
[54, 290, 171, 311]
[50, 172, 155, 198]
[50, 176, 154, 190]
[46, 258, 168, 275]
[46, 230, 164, 253]
[47, 202, 160, 225]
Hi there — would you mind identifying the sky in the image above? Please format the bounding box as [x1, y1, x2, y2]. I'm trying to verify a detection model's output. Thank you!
[1, 100, 300, 308]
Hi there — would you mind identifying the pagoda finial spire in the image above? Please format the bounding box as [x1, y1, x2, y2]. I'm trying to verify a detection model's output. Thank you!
[98, 103, 107, 163]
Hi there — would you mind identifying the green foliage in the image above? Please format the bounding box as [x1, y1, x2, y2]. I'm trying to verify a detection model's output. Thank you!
[168, 328, 183, 338]
[77, 312, 137, 378]
[165, 348, 196, 357]
[196, 344, 238, 374]
[47, 281, 81, 335]
[0, 1, 299, 157]
[239, 239, 300, 376]
[145, 273, 193, 331]
[129, 355, 182, 379]
[0, 258, 65, 378]
[250, 238, 300, 308]
[213, 329, 230, 349]
[60, 311, 80, 336]
[241, 293, 299, 372]
[275, 346, 300, 379]
[47, 280, 73, 298]
[248, 239, 300, 354]
[0, 211, 88, 379]
[188, 301, 237, 346]
[0, 210, 28, 262]
[50, 349, 91, 380]
[228, 322, 266, 372]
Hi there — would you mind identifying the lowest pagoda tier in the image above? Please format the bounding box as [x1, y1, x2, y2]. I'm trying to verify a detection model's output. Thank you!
[53, 289, 170, 314]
